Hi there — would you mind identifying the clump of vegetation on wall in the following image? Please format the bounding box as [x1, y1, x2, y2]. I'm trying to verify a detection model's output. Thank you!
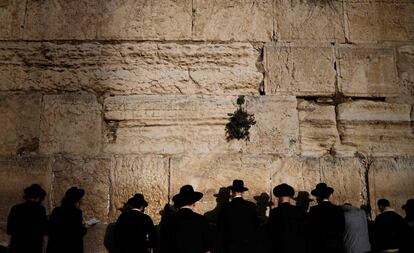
[225, 96, 256, 142]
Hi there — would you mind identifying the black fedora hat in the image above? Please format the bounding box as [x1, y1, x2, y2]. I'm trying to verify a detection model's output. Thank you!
[63, 186, 85, 204]
[402, 199, 414, 211]
[128, 193, 148, 208]
[228, 179, 248, 192]
[24, 184, 46, 200]
[173, 185, 203, 208]
[311, 183, 334, 197]
[273, 183, 295, 197]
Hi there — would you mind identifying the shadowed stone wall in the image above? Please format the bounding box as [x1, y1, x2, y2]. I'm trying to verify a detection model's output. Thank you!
[0, 0, 413, 252]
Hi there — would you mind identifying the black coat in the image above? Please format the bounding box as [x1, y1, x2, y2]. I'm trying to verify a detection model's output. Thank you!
[308, 201, 345, 253]
[114, 209, 156, 253]
[166, 208, 213, 253]
[217, 197, 259, 253]
[7, 201, 47, 253]
[46, 205, 87, 253]
[266, 202, 308, 253]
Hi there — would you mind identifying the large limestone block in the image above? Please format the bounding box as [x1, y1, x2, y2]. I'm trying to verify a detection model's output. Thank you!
[39, 94, 102, 155]
[265, 44, 336, 96]
[51, 156, 110, 222]
[0, 93, 41, 156]
[298, 100, 339, 157]
[0, 0, 25, 39]
[274, 0, 345, 42]
[104, 95, 298, 156]
[193, 0, 273, 42]
[0, 42, 262, 95]
[98, 0, 191, 40]
[337, 47, 398, 97]
[337, 100, 414, 156]
[23, 0, 101, 40]
[369, 157, 414, 216]
[110, 155, 169, 223]
[345, 2, 414, 42]
[387, 45, 414, 104]
[0, 156, 51, 230]
[171, 154, 277, 215]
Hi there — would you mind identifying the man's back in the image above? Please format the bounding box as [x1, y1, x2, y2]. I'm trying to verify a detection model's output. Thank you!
[374, 210, 407, 252]
[343, 206, 371, 253]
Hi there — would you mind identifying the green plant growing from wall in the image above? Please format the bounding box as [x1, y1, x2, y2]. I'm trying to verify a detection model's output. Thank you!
[225, 96, 256, 142]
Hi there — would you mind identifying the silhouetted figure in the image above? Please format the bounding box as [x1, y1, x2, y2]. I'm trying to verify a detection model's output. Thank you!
[266, 183, 308, 253]
[342, 203, 371, 253]
[46, 187, 88, 253]
[308, 183, 345, 253]
[360, 204, 375, 246]
[114, 194, 156, 253]
[104, 202, 131, 253]
[402, 199, 414, 228]
[217, 180, 259, 253]
[373, 199, 411, 253]
[159, 203, 177, 253]
[254, 192, 273, 226]
[293, 191, 314, 213]
[166, 185, 213, 253]
[7, 184, 47, 253]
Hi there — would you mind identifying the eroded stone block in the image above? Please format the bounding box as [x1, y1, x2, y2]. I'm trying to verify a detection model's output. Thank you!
[104, 95, 298, 156]
[338, 47, 398, 97]
[0, 93, 41, 155]
[193, 0, 273, 41]
[0, 0, 25, 39]
[345, 2, 414, 42]
[98, 0, 192, 40]
[0, 156, 51, 228]
[51, 156, 110, 222]
[369, 157, 414, 216]
[337, 100, 414, 156]
[40, 94, 102, 155]
[274, 0, 345, 42]
[110, 155, 169, 223]
[171, 154, 277, 215]
[0, 42, 262, 95]
[265, 44, 336, 96]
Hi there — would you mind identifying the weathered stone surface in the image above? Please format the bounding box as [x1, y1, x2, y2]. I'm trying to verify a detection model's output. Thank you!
[0, 93, 41, 156]
[337, 100, 414, 156]
[40, 94, 102, 155]
[0, 0, 25, 39]
[298, 100, 347, 157]
[110, 155, 169, 223]
[84, 223, 107, 253]
[345, 2, 414, 42]
[338, 47, 398, 97]
[369, 157, 414, 216]
[388, 45, 414, 104]
[98, 0, 191, 40]
[271, 156, 365, 208]
[0, 42, 262, 95]
[0, 156, 51, 230]
[104, 95, 298, 156]
[51, 156, 110, 222]
[274, 0, 345, 42]
[24, 0, 101, 40]
[265, 44, 336, 96]
[171, 154, 277, 215]
[193, 0, 273, 42]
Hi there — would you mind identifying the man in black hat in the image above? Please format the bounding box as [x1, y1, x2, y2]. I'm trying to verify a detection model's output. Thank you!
[308, 183, 345, 253]
[266, 183, 308, 253]
[114, 193, 156, 253]
[217, 179, 259, 253]
[166, 185, 213, 253]
[7, 184, 48, 253]
[402, 199, 414, 228]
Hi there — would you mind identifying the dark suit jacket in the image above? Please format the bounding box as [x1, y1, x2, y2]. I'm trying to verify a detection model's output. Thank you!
[308, 201, 345, 253]
[46, 205, 87, 253]
[114, 209, 156, 253]
[217, 197, 259, 253]
[166, 208, 213, 253]
[7, 201, 47, 253]
[266, 202, 308, 253]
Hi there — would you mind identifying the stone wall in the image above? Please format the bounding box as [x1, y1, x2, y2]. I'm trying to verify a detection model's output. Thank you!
[1, 0, 413, 252]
